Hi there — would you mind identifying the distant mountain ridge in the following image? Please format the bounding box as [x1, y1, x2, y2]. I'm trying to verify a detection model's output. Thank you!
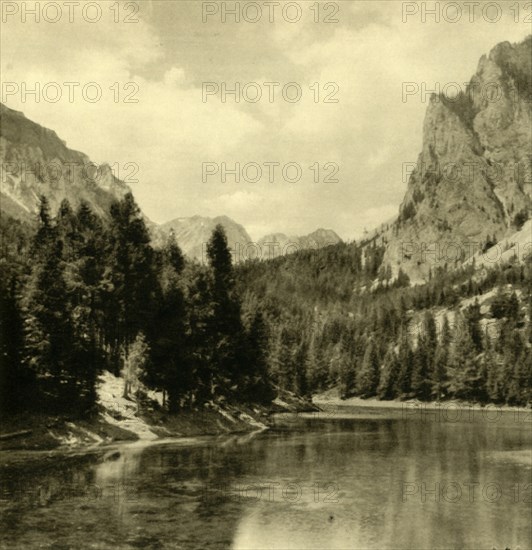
[158, 215, 252, 262]
[158, 217, 342, 262]
[257, 228, 342, 260]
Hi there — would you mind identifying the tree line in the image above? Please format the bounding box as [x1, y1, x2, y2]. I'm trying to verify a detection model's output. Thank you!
[0, 194, 273, 417]
[2, 194, 530, 418]
[236, 237, 531, 406]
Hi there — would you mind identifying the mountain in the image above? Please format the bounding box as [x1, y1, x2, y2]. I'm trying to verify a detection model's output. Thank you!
[158, 215, 252, 261]
[257, 228, 342, 260]
[0, 104, 341, 262]
[157, 218, 342, 262]
[384, 36, 531, 281]
[0, 103, 132, 221]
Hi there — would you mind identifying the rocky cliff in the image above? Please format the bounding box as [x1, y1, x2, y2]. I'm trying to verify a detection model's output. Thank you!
[385, 36, 531, 281]
[0, 103, 131, 221]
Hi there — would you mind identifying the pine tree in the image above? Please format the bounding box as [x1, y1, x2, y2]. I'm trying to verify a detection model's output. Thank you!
[183, 264, 215, 404]
[206, 225, 245, 397]
[484, 345, 504, 403]
[24, 198, 103, 412]
[293, 339, 309, 396]
[150, 232, 188, 412]
[241, 310, 274, 403]
[465, 300, 483, 352]
[24, 234, 77, 410]
[338, 352, 356, 399]
[333, 336, 356, 399]
[105, 193, 158, 372]
[56, 198, 77, 259]
[357, 339, 380, 397]
[431, 316, 451, 400]
[305, 330, 329, 392]
[0, 277, 34, 414]
[504, 331, 528, 405]
[411, 312, 437, 400]
[268, 323, 295, 392]
[446, 313, 483, 401]
[377, 346, 398, 400]
[513, 348, 531, 406]
[67, 201, 106, 408]
[395, 328, 414, 398]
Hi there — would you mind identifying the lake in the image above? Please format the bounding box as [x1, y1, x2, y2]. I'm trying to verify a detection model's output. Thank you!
[1, 406, 531, 549]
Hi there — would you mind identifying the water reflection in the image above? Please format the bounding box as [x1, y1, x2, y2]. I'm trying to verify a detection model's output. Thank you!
[1, 413, 530, 549]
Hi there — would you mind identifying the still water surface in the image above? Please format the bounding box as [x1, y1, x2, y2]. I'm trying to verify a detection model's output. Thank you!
[1, 408, 531, 549]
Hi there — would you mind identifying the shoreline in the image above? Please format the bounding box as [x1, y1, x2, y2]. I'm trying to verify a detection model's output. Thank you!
[311, 391, 532, 422]
[314, 393, 531, 413]
[0, 404, 273, 456]
[2, 390, 529, 459]
[0, 382, 317, 457]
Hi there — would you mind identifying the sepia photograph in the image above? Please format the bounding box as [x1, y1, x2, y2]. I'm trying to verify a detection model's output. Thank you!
[0, 1, 531, 548]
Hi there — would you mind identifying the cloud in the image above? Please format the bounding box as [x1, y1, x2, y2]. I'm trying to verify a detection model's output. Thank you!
[1, 1, 530, 239]
[163, 67, 187, 86]
[1, 3, 262, 225]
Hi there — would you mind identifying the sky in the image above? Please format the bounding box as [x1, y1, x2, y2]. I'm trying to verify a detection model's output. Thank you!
[1, 0, 530, 240]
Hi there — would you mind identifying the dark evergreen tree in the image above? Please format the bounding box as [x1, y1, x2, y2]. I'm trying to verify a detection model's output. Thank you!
[395, 328, 414, 398]
[241, 310, 275, 403]
[105, 193, 158, 371]
[377, 346, 398, 400]
[183, 264, 215, 403]
[504, 331, 529, 405]
[431, 315, 451, 400]
[0, 277, 35, 414]
[465, 300, 483, 352]
[206, 225, 245, 397]
[411, 312, 437, 400]
[150, 232, 188, 411]
[357, 339, 380, 397]
[446, 313, 483, 401]
[24, 233, 77, 410]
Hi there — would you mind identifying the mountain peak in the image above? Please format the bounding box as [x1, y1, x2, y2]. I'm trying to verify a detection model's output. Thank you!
[257, 228, 342, 259]
[384, 36, 531, 282]
[158, 215, 252, 261]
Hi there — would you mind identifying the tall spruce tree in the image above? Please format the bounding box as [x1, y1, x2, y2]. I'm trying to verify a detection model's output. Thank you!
[446, 312, 483, 401]
[431, 315, 451, 400]
[105, 193, 158, 372]
[395, 327, 414, 398]
[0, 277, 34, 414]
[183, 264, 215, 404]
[24, 199, 77, 410]
[206, 225, 245, 398]
[377, 345, 398, 400]
[150, 232, 188, 412]
[411, 312, 437, 400]
[241, 310, 274, 403]
[357, 339, 380, 397]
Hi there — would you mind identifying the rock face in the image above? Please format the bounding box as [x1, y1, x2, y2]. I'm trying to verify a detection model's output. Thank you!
[0, 103, 131, 221]
[385, 36, 531, 281]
